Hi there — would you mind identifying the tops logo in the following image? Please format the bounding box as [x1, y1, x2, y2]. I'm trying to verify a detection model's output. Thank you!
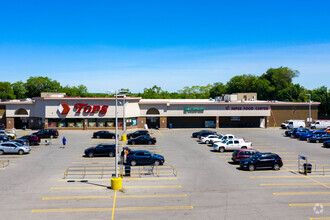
[74, 103, 108, 114]
[58, 103, 70, 114]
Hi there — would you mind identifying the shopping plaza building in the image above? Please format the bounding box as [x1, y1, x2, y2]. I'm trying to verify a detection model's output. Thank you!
[0, 93, 319, 130]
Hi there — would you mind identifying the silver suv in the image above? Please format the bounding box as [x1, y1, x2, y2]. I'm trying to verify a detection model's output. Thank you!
[0, 142, 31, 155]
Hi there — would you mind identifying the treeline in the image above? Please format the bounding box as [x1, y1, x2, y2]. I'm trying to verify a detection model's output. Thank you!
[0, 67, 329, 116]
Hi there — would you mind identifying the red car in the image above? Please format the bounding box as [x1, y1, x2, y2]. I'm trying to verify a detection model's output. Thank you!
[20, 135, 40, 145]
[232, 149, 259, 163]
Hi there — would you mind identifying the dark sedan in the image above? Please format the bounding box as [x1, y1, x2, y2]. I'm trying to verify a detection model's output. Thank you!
[126, 150, 164, 166]
[323, 140, 330, 148]
[127, 135, 156, 145]
[93, 131, 116, 139]
[309, 135, 330, 143]
[240, 153, 283, 171]
[192, 130, 217, 138]
[84, 143, 116, 157]
[127, 130, 149, 139]
[20, 135, 40, 145]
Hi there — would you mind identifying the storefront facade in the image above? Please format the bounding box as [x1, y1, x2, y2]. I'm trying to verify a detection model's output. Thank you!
[0, 96, 319, 130]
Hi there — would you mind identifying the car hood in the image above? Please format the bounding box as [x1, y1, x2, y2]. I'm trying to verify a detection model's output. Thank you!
[153, 154, 164, 159]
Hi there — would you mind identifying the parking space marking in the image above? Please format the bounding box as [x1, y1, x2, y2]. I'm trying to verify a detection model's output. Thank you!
[309, 217, 330, 220]
[42, 194, 187, 200]
[260, 183, 330, 186]
[51, 185, 181, 190]
[274, 192, 330, 195]
[289, 203, 330, 207]
[125, 185, 182, 189]
[111, 190, 117, 220]
[57, 177, 178, 182]
[51, 186, 106, 190]
[0, 168, 5, 170]
[31, 206, 194, 213]
[73, 162, 115, 164]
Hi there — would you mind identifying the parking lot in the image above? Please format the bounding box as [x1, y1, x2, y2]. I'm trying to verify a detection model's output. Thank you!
[1, 128, 330, 219]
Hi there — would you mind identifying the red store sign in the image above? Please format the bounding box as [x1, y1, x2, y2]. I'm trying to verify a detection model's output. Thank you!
[225, 106, 269, 111]
[74, 103, 109, 114]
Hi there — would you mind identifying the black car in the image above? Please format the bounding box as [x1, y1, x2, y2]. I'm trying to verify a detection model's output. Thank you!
[33, 129, 59, 139]
[323, 140, 330, 148]
[127, 135, 156, 145]
[84, 143, 116, 157]
[20, 135, 40, 145]
[93, 131, 116, 139]
[192, 130, 217, 138]
[240, 153, 283, 171]
[309, 135, 330, 143]
[0, 135, 9, 143]
[127, 130, 150, 139]
[126, 150, 165, 166]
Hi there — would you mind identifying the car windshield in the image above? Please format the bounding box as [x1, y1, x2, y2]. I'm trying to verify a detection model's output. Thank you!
[221, 139, 228, 143]
[14, 142, 23, 147]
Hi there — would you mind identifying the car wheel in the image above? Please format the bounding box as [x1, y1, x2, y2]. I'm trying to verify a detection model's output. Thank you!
[219, 147, 225, 153]
[88, 152, 94, 158]
[273, 163, 280, 170]
[0, 150, 4, 155]
[154, 160, 161, 166]
[241, 146, 247, 149]
[131, 141, 135, 145]
[109, 151, 115, 157]
[97, 135, 100, 139]
[316, 140, 320, 143]
[18, 150, 24, 155]
[148, 141, 152, 145]
[112, 136, 115, 139]
[307, 138, 310, 142]
[205, 140, 209, 144]
[130, 160, 137, 166]
[248, 164, 255, 171]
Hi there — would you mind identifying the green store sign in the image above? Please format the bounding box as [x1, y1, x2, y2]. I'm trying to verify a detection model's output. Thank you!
[184, 107, 205, 111]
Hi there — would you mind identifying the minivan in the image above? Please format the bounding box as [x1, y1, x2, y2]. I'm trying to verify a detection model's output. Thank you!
[287, 120, 305, 129]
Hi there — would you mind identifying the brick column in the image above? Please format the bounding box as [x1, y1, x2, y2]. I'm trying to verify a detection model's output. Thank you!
[265, 116, 269, 128]
[84, 119, 88, 130]
[6, 117, 14, 129]
[137, 117, 146, 129]
[160, 117, 167, 129]
[216, 116, 219, 128]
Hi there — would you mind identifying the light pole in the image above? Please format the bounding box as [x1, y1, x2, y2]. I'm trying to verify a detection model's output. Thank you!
[115, 91, 119, 178]
[306, 94, 311, 127]
[123, 94, 126, 132]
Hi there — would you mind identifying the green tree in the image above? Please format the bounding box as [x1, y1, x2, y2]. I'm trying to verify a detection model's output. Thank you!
[209, 82, 227, 98]
[278, 84, 306, 102]
[311, 86, 330, 116]
[12, 81, 27, 99]
[226, 74, 257, 94]
[25, 76, 62, 98]
[250, 78, 274, 100]
[0, 82, 15, 99]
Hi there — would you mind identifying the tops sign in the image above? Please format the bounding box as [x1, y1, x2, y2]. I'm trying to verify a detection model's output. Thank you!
[74, 103, 108, 114]
[225, 106, 269, 111]
[57, 103, 109, 115]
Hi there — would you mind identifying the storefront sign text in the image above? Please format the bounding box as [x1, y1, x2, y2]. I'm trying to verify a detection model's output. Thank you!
[74, 103, 109, 114]
[225, 106, 269, 111]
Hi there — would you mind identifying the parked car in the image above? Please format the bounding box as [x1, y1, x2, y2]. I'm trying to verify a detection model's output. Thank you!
[311, 121, 330, 129]
[33, 129, 59, 139]
[126, 150, 164, 166]
[210, 134, 237, 145]
[9, 139, 29, 145]
[239, 153, 283, 171]
[325, 127, 330, 135]
[300, 130, 328, 141]
[0, 130, 15, 139]
[127, 130, 150, 139]
[200, 134, 221, 144]
[309, 135, 330, 143]
[84, 143, 117, 157]
[323, 140, 330, 148]
[92, 131, 116, 139]
[0, 142, 31, 155]
[285, 128, 306, 137]
[213, 139, 252, 152]
[232, 149, 259, 163]
[292, 129, 309, 138]
[127, 135, 156, 145]
[0, 135, 10, 143]
[19, 135, 40, 145]
[281, 120, 291, 129]
[192, 130, 216, 138]
[287, 120, 305, 129]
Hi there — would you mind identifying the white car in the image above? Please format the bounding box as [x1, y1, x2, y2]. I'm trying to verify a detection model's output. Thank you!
[200, 134, 222, 144]
[213, 139, 252, 153]
[0, 130, 15, 139]
[0, 142, 31, 155]
[210, 134, 243, 145]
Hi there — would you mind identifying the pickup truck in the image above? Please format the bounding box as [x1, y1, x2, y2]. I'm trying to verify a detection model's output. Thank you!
[213, 139, 253, 153]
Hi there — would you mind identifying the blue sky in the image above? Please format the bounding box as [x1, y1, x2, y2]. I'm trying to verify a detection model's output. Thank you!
[0, 0, 329, 93]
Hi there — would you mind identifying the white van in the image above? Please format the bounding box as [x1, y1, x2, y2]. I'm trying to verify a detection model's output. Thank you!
[311, 121, 330, 129]
[287, 120, 305, 129]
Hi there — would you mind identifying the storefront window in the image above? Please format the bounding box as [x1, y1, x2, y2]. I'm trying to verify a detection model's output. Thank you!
[48, 119, 84, 128]
[126, 118, 137, 127]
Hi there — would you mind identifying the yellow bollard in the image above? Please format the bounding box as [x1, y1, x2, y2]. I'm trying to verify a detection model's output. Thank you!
[24, 131, 26, 136]
[111, 177, 122, 190]
[121, 135, 127, 141]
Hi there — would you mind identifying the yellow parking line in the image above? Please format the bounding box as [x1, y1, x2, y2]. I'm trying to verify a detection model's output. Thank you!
[51, 185, 181, 190]
[0, 168, 5, 170]
[42, 194, 187, 200]
[76, 158, 115, 160]
[274, 192, 330, 195]
[51, 186, 106, 190]
[289, 203, 330, 207]
[57, 177, 178, 182]
[310, 217, 330, 220]
[260, 183, 330, 186]
[73, 162, 115, 164]
[125, 185, 182, 189]
[0, 158, 21, 160]
[31, 206, 193, 213]
[249, 175, 330, 179]
[111, 190, 117, 220]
